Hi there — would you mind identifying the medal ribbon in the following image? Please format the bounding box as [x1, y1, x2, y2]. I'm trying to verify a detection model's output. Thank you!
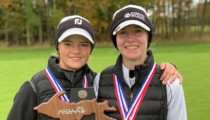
[113, 63, 157, 120]
[45, 67, 88, 102]
[82, 74, 88, 88]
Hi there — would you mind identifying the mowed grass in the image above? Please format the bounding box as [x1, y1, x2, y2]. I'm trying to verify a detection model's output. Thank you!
[0, 43, 210, 120]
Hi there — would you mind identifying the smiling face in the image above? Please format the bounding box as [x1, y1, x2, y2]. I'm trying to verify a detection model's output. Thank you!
[116, 25, 148, 69]
[58, 35, 92, 71]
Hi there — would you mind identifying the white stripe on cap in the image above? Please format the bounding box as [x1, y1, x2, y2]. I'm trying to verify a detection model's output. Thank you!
[113, 20, 151, 35]
[58, 28, 94, 44]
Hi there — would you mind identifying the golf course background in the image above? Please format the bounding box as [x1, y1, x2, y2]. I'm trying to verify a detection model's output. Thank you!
[0, 43, 210, 120]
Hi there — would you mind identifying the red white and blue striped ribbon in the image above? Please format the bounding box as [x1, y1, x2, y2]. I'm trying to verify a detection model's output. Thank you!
[82, 75, 88, 88]
[113, 62, 157, 120]
[45, 67, 88, 102]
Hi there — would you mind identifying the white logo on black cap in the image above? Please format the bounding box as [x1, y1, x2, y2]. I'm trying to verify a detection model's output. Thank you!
[124, 12, 145, 21]
[75, 18, 82, 25]
[124, 13, 131, 18]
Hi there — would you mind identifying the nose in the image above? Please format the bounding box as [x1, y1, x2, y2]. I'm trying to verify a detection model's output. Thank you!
[126, 32, 135, 42]
[72, 45, 80, 54]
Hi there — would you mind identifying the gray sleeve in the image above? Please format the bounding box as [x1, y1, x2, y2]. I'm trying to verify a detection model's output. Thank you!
[93, 73, 100, 97]
[166, 78, 187, 120]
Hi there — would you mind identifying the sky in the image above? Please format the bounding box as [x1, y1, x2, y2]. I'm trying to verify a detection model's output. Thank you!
[192, 0, 204, 6]
[193, 0, 206, 5]
[193, 0, 200, 4]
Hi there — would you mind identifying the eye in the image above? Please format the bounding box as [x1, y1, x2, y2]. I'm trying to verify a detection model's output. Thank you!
[117, 30, 126, 35]
[135, 29, 143, 33]
[64, 42, 72, 47]
[80, 43, 90, 47]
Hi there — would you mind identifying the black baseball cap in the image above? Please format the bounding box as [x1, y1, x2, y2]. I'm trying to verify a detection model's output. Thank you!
[110, 5, 153, 49]
[55, 15, 95, 50]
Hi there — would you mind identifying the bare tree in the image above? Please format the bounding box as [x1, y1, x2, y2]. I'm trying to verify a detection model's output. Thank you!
[199, 0, 208, 37]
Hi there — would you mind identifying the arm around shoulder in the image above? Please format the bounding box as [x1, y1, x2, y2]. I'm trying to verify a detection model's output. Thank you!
[166, 78, 187, 120]
[7, 81, 38, 120]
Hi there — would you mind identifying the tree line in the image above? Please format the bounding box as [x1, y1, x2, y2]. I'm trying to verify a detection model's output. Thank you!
[0, 0, 209, 46]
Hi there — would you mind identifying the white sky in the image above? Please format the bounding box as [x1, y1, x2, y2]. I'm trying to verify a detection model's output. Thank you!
[193, 0, 200, 4]
[193, 0, 206, 5]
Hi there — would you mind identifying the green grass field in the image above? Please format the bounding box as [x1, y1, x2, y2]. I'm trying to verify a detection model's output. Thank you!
[1, 43, 210, 120]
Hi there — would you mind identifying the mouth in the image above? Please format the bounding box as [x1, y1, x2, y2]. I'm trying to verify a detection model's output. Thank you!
[125, 45, 139, 50]
[70, 57, 82, 60]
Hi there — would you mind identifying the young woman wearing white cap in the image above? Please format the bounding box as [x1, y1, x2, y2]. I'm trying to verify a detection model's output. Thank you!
[7, 15, 97, 120]
[96, 5, 187, 120]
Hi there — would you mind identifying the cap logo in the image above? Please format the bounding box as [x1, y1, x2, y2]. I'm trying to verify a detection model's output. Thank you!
[74, 18, 82, 25]
[124, 12, 145, 21]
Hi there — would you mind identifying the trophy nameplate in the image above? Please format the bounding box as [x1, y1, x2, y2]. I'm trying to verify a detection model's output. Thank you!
[34, 91, 116, 120]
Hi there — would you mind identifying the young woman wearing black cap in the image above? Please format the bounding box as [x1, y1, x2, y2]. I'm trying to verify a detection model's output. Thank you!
[7, 15, 97, 120]
[96, 4, 187, 120]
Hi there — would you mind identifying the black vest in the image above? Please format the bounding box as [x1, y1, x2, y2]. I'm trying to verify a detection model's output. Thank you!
[98, 50, 168, 120]
[30, 56, 96, 120]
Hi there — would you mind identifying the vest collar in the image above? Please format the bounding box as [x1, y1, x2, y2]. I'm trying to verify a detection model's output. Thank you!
[47, 56, 91, 86]
[113, 50, 155, 85]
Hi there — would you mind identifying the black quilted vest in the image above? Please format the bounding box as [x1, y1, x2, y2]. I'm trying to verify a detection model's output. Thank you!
[98, 50, 168, 120]
[30, 56, 96, 120]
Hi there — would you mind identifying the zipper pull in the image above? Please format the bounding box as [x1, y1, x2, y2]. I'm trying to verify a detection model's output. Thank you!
[130, 92, 134, 104]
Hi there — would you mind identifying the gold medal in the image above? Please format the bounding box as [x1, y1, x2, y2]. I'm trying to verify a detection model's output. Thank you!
[78, 90, 88, 99]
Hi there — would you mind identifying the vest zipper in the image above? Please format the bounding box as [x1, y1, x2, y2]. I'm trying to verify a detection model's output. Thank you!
[130, 91, 134, 104]
[70, 72, 75, 87]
